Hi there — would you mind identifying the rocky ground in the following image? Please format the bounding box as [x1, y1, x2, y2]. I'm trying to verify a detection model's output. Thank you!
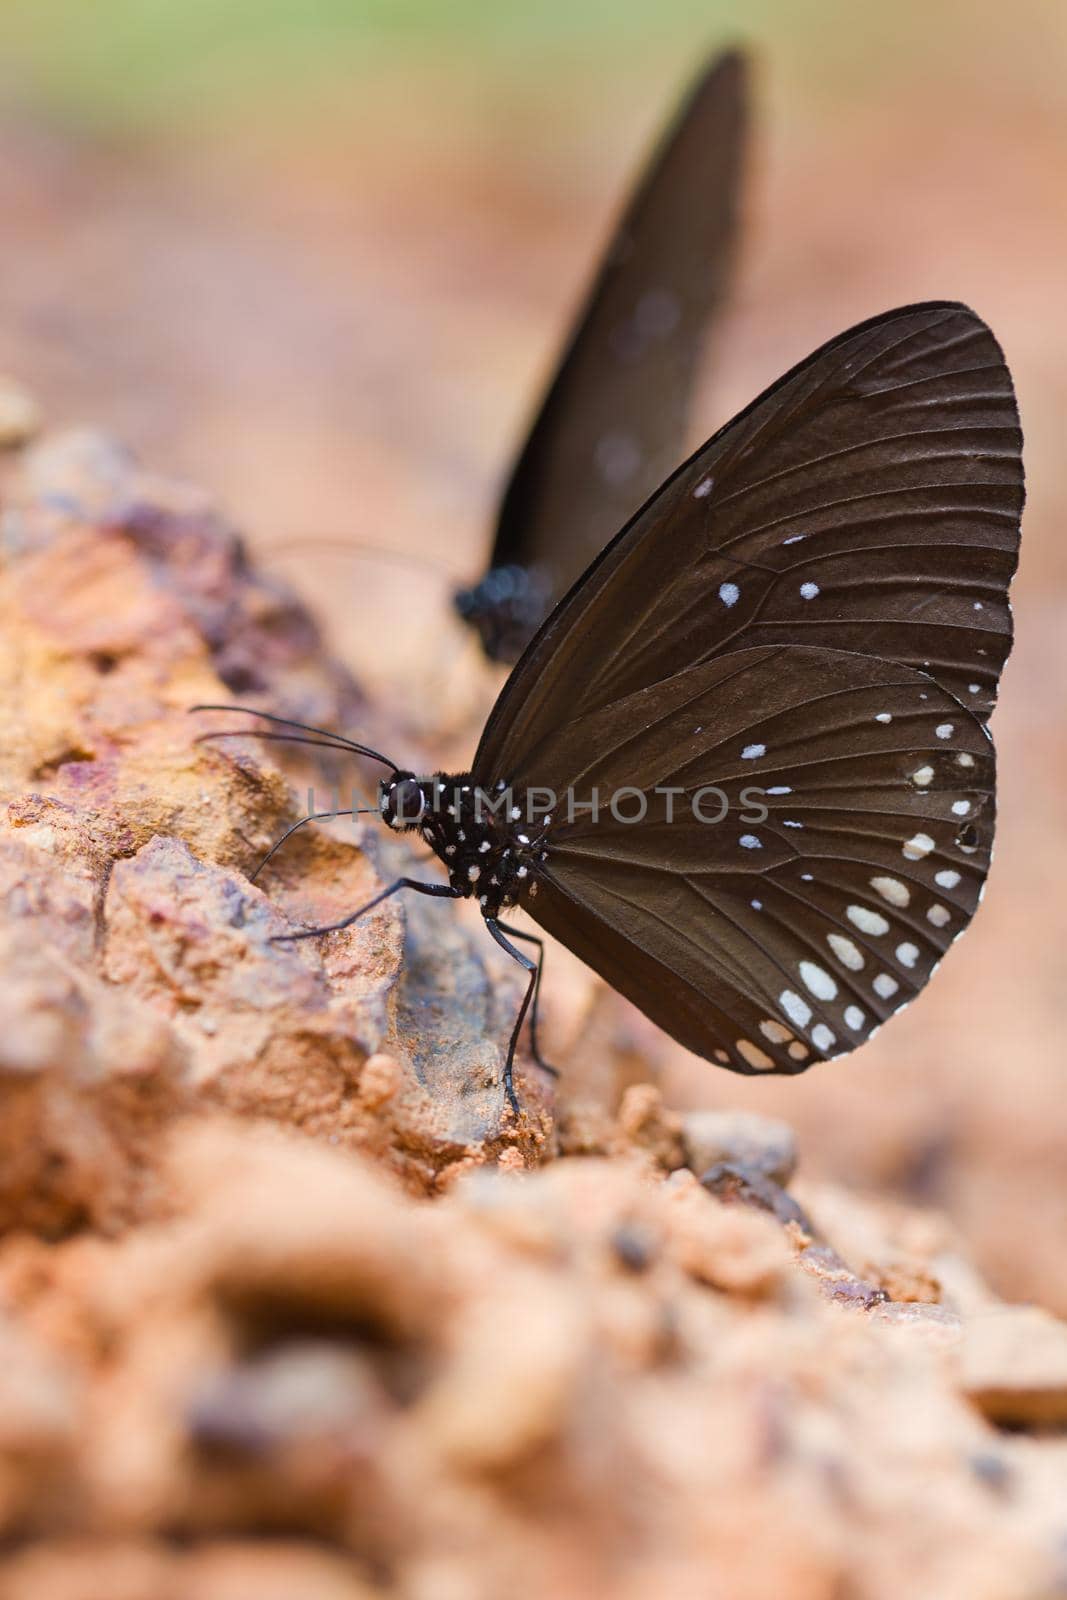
[4, 68, 1065, 1319]
[0, 410, 1065, 1599]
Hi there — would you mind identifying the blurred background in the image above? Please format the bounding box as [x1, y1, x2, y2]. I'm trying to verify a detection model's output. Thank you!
[1, 0, 1064, 1307]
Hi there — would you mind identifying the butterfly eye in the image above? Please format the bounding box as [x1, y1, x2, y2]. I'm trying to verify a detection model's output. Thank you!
[383, 777, 426, 829]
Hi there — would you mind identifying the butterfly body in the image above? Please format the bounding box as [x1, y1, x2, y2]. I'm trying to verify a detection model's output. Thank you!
[379, 771, 551, 919]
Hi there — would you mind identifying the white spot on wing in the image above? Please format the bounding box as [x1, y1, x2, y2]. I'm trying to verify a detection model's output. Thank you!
[739, 834, 762, 850]
[780, 990, 812, 1029]
[875, 712, 892, 724]
[847, 905, 889, 936]
[844, 1005, 866, 1031]
[759, 1020, 792, 1045]
[636, 287, 681, 337]
[935, 869, 961, 890]
[737, 1039, 775, 1070]
[719, 581, 740, 608]
[871, 876, 910, 907]
[799, 581, 820, 600]
[828, 933, 864, 971]
[911, 765, 934, 788]
[812, 1023, 836, 1051]
[873, 972, 900, 1000]
[903, 832, 935, 861]
[693, 473, 714, 500]
[741, 743, 766, 760]
[927, 904, 951, 927]
[951, 800, 970, 817]
[935, 722, 954, 740]
[896, 941, 919, 968]
[799, 961, 838, 1001]
[595, 430, 641, 485]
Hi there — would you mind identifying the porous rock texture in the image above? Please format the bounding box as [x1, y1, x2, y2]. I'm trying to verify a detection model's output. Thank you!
[0, 418, 1065, 1600]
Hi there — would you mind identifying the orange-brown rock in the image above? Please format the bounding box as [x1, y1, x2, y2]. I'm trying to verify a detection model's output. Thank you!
[1, 420, 1066, 1600]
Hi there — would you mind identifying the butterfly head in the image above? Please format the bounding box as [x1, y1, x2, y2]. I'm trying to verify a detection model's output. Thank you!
[379, 774, 429, 832]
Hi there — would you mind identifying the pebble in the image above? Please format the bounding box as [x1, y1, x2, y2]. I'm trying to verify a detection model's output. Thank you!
[682, 1109, 798, 1186]
[960, 1305, 1067, 1426]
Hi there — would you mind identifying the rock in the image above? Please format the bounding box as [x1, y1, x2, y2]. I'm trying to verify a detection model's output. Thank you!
[960, 1305, 1067, 1426]
[682, 1108, 798, 1185]
[1, 416, 1066, 1599]
[613, 1083, 683, 1168]
[0, 916, 189, 1237]
[0, 422, 551, 1203]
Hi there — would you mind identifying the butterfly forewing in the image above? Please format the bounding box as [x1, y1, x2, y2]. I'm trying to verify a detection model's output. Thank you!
[476, 303, 1022, 781]
[462, 50, 748, 662]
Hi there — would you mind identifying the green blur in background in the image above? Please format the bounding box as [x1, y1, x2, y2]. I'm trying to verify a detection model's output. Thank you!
[4, 0, 1065, 130]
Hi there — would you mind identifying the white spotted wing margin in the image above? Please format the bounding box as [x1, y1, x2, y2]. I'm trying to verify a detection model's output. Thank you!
[505, 646, 995, 1076]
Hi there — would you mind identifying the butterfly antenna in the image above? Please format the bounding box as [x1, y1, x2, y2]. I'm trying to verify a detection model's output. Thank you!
[261, 536, 467, 585]
[190, 705, 399, 774]
[250, 806, 377, 883]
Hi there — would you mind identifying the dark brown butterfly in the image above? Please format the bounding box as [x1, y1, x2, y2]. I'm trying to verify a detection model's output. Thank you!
[454, 49, 748, 663]
[198, 302, 1023, 1112]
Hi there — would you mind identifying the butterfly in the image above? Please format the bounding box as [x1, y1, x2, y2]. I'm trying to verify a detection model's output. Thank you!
[453, 49, 749, 664]
[198, 301, 1023, 1112]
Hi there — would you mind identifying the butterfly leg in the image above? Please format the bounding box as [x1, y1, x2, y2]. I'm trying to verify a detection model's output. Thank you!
[494, 921, 558, 1078]
[271, 878, 460, 942]
[485, 918, 545, 1114]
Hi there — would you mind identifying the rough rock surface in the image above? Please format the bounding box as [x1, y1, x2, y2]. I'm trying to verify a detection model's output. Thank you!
[1, 421, 1066, 1599]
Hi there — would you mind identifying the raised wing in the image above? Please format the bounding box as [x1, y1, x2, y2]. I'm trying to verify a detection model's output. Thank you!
[518, 645, 995, 1074]
[456, 50, 748, 662]
[475, 302, 1023, 782]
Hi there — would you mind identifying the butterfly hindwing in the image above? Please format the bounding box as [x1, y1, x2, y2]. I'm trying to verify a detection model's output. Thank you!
[519, 645, 994, 1074]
